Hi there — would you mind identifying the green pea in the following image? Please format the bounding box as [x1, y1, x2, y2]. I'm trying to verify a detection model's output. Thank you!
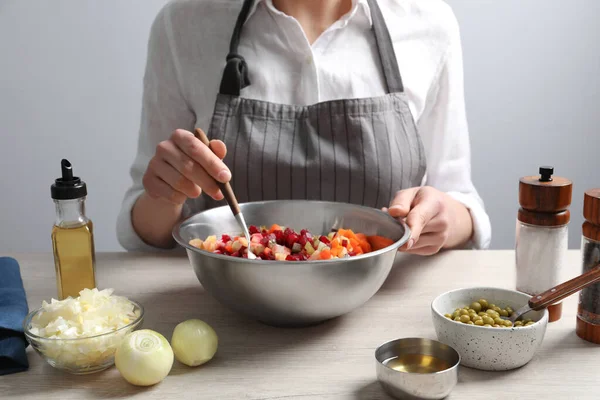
[460, 315, 471, 323]
[483, 324, 492, 327]
[493, 324, 501, 328]
[472, 315, 483, 322]
[499, 309, 509, 317]
[514, 321, 523, 327]
[445, 314, 453, 319]
[479, 299, 489, 309]
[482, 316, 495, 325]
[454, 316, 462, 322]
[504, 320, 513, 327]
[468, 308, 477, 314]
[474, 320, 484, 326]
[494, 317, 504, 325]
[471, 302, 482, 312]
[460, 309, 470, 316]
[487, 310, 499, 318]
[506, 306, 514, 315]
[488, 303, 497, 310]
[525, 321, 535, 326]
[467, 321, 474, 325]
[478, 311, 487, 316]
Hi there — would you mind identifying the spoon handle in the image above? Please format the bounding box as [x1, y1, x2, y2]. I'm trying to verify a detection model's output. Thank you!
[193, 128, 240, 216]
[529, 263, 600, 310]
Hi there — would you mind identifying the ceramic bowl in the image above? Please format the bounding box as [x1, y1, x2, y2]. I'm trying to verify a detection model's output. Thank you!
[431, 287, 549, 371]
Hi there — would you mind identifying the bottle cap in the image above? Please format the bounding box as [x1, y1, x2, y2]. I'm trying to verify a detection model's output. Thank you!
[519, 166, 572, 214]
[583, 189, 600, 226]
[51, 159, 87, 200]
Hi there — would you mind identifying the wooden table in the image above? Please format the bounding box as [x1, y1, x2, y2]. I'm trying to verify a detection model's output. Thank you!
[1, 250, 598, 399]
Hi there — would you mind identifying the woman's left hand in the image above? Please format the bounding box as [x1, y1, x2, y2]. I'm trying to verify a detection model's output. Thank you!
[384, 186, 473, 255]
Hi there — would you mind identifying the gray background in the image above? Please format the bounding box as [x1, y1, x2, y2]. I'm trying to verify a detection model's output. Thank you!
[1, 0, 598, 252]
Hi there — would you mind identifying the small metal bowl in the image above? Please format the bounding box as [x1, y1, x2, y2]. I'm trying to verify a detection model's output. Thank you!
[375, 338, 460, 400]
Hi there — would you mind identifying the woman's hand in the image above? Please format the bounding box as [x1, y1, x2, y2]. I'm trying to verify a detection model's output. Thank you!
[384, 186, 474, 255]
[142, 129, 231, 204]
[131, 129, 231, 249]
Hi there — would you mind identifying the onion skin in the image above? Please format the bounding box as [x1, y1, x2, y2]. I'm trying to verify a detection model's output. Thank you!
[171, 319, 218, 367]
[115, 329, 174, 386]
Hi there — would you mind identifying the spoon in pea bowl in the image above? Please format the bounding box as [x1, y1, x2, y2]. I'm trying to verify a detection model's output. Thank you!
[504, 263, 600, 323]
[193, 128, 256, 260]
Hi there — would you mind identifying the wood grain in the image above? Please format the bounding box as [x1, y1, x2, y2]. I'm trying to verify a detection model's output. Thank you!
[2, 250, 599, 400]
[193, 128, 241, 216]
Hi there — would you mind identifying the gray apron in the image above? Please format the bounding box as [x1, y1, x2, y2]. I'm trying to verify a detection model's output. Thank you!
[188, 0, 426, 215]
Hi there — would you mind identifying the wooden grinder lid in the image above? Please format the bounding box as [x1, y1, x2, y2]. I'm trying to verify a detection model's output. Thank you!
[583, 189, 600, 241]
[518, 166, 573, 226]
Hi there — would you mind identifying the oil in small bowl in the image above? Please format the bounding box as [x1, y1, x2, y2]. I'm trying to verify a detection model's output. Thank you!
[375, 338, 460, 400]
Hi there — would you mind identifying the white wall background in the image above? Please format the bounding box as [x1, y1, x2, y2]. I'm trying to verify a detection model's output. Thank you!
[1, 0, 599, 252]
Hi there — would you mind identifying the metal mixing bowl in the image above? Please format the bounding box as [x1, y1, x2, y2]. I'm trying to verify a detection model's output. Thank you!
[173, 200, 410, 327]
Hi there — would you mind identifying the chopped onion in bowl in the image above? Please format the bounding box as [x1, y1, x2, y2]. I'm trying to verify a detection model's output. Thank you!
[25, 288, 143, 373]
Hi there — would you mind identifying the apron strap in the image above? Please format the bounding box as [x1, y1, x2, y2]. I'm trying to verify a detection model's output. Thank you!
[366, 0, 404, 93]
[219, 0, 254, 96]
[219, 0, 404, 96]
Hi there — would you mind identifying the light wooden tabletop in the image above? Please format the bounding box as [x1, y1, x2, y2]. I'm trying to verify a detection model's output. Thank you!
[1, 250, 598, 399]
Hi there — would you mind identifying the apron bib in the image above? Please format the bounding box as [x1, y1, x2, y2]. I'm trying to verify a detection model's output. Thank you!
[186, 0, 426, 215]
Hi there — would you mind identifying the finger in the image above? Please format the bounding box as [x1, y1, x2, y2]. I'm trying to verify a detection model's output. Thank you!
[142, 173, 187, 205]
[171, 129, 231, 183]
[149, 158, 202, 199]
[156, 140, 224, 200]
[388, 188, 419, 218]
[403, 232, 444, 250]
[209, 140, 227, 159]
[420, 216, 450, 235]
[404, 245, 443, 256]
[405, 195, 441, 248]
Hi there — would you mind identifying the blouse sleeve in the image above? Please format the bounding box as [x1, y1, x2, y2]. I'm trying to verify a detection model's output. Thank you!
[416, 10, 492, 250]
[116, 4, 196, 252]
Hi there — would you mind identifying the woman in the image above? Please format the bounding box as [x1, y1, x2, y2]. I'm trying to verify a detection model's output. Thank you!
[117, 0, 491, 255]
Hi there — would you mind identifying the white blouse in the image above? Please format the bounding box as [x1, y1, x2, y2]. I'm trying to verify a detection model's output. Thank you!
[117, 0, 492, 251]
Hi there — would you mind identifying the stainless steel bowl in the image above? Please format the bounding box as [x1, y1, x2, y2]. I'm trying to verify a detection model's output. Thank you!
[375, 338, 460, 400]
[173, 200, 409, 327]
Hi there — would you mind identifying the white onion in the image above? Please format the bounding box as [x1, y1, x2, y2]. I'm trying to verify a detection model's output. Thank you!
[171, 319, 218, 367]
[115, 329, 174, 386]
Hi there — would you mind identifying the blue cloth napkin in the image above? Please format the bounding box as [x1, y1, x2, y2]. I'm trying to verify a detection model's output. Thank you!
[0, 257, 29, 375]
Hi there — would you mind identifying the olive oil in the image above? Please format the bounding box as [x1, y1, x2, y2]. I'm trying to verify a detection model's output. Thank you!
[383, 354, 451, 374]
[52, 221, 96, 299]
[51, 159, 97, 300]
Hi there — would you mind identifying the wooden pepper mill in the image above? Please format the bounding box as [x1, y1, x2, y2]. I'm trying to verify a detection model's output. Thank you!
[576, 189, 600, 343]
[515, 166, 573, 322]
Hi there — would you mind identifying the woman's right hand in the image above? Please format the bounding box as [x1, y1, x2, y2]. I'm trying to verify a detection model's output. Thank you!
[142, 129, 231, 205]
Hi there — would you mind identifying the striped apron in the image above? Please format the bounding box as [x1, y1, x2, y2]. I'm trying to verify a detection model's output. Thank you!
[186, 0, 426, 215]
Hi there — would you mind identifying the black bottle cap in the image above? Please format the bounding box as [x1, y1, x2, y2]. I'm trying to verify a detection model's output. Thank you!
[539, 166, 554, 182]
[51, 159, 87, 200]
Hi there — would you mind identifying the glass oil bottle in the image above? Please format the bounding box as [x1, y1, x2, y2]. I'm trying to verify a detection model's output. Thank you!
[51, 159, 96, 299]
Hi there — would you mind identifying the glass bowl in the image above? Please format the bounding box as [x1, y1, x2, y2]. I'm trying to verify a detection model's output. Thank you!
[23, 299, 144, 374]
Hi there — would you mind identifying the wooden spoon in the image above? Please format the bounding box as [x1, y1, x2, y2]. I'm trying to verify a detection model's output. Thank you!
[505, 263, 600, 323]
[193, 129, 256, 259]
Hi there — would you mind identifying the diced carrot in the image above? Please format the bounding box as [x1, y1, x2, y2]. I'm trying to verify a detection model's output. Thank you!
[338, 229, 357, 240]
[349, 238, 362, 251]
[269, 224, 282, 233]
[320, 248, 332, 260]
[331, 238, 341, 249]
[330, 247, 341, 257]
[355, 233, 368, 242]
[367, 235, 395, 251]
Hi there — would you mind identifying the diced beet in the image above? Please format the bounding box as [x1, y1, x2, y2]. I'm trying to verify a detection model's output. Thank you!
[305, 232, 313, 240]
[285, 255, 295, 261]
[319, 235, 330, 245]
[286, 233, 299, 248]
[261, 228, 269, 235]
[274, 230, 285, 245]
[342, 239, 349, 247]
[249, 225, 260, 234]
[221, 234, 231, 243]
[231, 251, 241, 258]
[298, 235, 308, 247]
[348, 251, 357, 257]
